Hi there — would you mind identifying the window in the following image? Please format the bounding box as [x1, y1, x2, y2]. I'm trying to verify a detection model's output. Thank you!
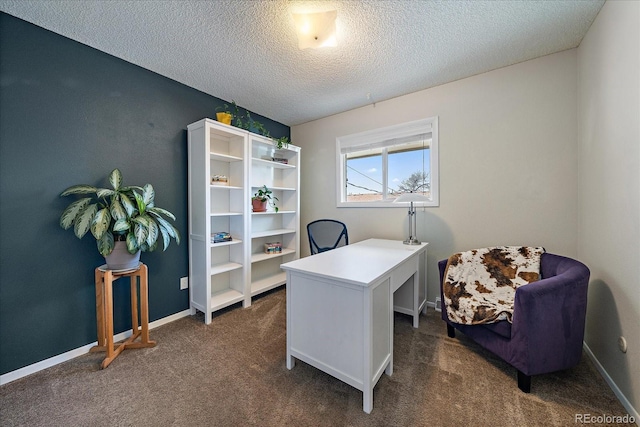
[336, 117, 439, 207]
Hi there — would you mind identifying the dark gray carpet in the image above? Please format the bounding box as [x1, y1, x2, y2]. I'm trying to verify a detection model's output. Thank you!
[0, 288, 629, 426]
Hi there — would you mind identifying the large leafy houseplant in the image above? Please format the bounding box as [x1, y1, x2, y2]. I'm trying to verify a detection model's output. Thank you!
[59, 168, 180, 257]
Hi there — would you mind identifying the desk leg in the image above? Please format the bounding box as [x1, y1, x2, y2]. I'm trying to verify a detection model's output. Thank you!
[285, 277, 295, 370]
[363, 388, 373, 414]
[413, 259, 420, 328]
[286, 354, 296, 370]
[386, 280, 394, 376]
[421, 250, 428, 315]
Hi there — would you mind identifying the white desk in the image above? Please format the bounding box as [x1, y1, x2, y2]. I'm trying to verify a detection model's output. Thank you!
[280, 238, 428, 414]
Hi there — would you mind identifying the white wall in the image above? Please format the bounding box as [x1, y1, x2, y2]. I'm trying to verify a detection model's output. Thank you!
[577, 0, 639, 416]
[293, 49, 579, 303]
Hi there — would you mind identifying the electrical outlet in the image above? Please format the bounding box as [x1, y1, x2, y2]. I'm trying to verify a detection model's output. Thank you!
[180, 276, 188, 290]
[618, 336, 627, 353]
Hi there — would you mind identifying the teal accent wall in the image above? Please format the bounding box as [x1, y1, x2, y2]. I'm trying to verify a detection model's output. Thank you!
[0, 12, 289, 375]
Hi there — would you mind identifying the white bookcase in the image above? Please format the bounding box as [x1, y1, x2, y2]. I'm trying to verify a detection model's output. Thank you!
[187, 118, 300, 324]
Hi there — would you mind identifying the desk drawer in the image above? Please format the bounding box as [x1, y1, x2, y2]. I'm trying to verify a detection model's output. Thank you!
[391, 258, 417, 292]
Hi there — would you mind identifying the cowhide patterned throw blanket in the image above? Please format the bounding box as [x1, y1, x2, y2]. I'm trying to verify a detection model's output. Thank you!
[443, 246, 545, 325]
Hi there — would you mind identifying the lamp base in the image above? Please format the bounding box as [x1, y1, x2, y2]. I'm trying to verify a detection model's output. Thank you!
[403, 238, 421, 245]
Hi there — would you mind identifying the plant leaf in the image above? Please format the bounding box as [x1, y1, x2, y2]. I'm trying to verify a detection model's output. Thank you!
[155, 215, 181, 245]
[90, 207, 111, 240]
[120, 192, 136, 217]
[97, 231, 114, 257]
[60, 185, 97, 197]
[122, 185, 143, 193]
[133, 191, 146, 215]
[126, 232, 139, 253]
[96, 188, 116, 199]
[158, 224, 170, 251]
[73, 203, 98, 239]
[147, 240, 158, 252]
[60, 198, 91, 229]
[110, 197, 127, 221]
[132, 217, 149, 246]
[145, 217, 159, 247]
[109, 168, 122, 190]
[113, 218, 130, 232]
[142, 184, 155, 206]
[148, 206, 176, 221]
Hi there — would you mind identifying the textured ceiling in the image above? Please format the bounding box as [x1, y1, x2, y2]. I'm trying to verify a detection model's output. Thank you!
[0, 0, 604, 126]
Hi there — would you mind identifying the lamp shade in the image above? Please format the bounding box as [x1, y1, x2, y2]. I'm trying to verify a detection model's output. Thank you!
[293, 10, 337, 49]
[393, 193, 429, 203]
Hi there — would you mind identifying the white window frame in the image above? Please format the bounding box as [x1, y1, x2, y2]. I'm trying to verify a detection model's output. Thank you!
[336, 117, 439, 208]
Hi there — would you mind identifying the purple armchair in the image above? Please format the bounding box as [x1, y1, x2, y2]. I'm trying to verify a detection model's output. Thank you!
[439, 252, 590, 392]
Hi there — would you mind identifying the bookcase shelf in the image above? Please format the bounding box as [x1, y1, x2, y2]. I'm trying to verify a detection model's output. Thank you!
[250, 272, 287, 296]
[251, 248, 296, 264]
[211, 152, 242, 162]
[252, 158, 296, 169]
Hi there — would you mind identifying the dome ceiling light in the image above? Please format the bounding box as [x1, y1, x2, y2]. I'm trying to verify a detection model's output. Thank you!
[292, 10, 338, 50]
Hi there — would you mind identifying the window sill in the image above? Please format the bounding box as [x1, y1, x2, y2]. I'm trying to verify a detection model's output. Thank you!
[337, 200, 438, 208]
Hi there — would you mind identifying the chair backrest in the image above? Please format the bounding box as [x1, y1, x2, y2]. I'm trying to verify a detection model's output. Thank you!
[307, 219, 349, 255]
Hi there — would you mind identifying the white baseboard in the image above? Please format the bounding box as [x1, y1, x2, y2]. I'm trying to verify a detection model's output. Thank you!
[0, 309, 192, 386]
[582, 342, 638, 423]
[434, 297, 442, 312]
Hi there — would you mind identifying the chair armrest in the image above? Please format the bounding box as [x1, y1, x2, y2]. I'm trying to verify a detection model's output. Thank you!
[511, 258, 589, 375]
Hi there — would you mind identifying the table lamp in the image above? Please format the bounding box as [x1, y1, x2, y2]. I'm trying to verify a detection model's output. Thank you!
[394, 192, 429, 245]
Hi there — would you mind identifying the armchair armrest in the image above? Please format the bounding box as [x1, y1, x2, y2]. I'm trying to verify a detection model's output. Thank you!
[511, 255, 589, 375]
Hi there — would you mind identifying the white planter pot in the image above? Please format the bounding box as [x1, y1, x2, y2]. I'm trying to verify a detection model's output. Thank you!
[104, 241, 141, 271]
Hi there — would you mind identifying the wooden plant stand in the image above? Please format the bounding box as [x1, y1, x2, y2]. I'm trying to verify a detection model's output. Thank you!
[90, 263, 156, 368]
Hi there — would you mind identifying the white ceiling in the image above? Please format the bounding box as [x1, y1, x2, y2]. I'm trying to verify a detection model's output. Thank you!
[0, 0, 604, 126]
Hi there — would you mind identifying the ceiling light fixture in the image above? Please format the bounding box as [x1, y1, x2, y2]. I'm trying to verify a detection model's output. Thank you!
[292, 10, 337, 49]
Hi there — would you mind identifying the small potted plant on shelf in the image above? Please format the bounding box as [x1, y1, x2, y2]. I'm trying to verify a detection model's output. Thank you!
[273, 136, 290, 150]
[59, 168, 181, 270]
[245, 117, 290, 149]
[252, 185, 278, 213]
[215, 104, 233, 125]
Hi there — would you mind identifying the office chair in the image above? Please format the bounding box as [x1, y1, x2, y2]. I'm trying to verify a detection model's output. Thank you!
[307, 219, 349, 255]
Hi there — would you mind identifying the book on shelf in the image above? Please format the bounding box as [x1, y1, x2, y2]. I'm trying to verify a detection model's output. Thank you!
[211, 175, 229, 185]
[260, 156, 288, 164]
[264, 242, 282, 254]
[212, 232, 232, 243]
